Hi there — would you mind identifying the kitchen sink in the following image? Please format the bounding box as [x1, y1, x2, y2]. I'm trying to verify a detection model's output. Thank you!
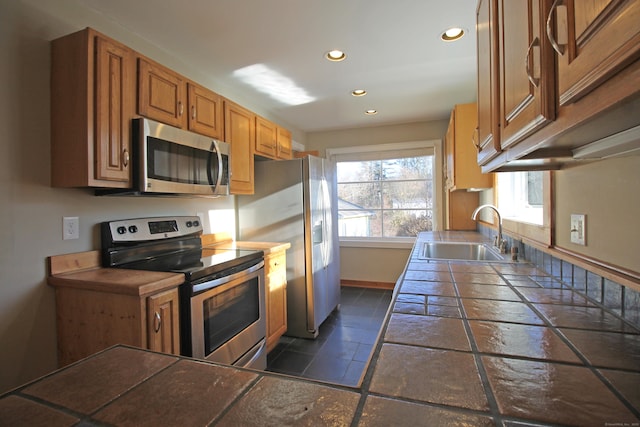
[418, 242, 509, 262]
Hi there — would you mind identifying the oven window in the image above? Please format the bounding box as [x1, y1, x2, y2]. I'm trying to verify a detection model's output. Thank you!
[147, 136, 215, 185]
[202, 277, 260, 355]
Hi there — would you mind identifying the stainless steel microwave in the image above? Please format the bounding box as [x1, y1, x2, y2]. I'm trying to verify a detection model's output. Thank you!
[98, 118, 230, 197]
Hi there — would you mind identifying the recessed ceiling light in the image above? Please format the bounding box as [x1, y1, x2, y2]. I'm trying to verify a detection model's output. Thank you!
[365, 109, 377, 115]
[352, 89, 367, 96]
[441, 27, 465, 42]
[326, 50, 346, 62]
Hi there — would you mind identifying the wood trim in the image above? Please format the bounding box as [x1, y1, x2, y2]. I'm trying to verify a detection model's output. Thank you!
[49, 250, 101, 275]
[201, 232, 234, 246]
[294, 150, 320, 158]
[341, 279, 395, 290]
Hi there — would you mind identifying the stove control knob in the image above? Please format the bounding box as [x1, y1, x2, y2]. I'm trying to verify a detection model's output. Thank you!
[193, 220, 200, 227]
[186, 221, 193, 227]
[117, 226, 127, 235]
[128, 225, 138, 234]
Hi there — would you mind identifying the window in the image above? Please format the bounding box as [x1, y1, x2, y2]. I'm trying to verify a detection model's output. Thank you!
[495, 170, 552, 245]
[328, 141, 442, 243]
[497, 171, 544, 225]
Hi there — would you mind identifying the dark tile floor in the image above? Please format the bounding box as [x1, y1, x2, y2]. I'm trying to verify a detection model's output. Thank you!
[266, 286, 392, 386]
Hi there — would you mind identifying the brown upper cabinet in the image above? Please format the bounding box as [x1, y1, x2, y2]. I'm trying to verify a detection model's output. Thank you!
[255, 116, 278, 158]
[552, 0, 640, 106]
[276, 126, 293, 160]
[476, 0, 640, 172]
[476, 0, 502, 165]
[188, 82, 224, 139]
[255, 116, 292, 160]
[445, 103, 493, 190]
[224, 100, 256, 194]
[497, 0, 556, 151]
[138, 58, 224, 140]
[51, 28, 135, 188]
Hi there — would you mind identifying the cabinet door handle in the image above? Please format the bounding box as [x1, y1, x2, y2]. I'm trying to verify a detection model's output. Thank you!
[154, 312, 162, 333]
[178, 101, 184, 116]
[122, 149, 130, 167]
[546, 0, 567, 56]
[525, 37, 540, 88]
[473, 128, 481, 151]
[191, 105, 196, 120]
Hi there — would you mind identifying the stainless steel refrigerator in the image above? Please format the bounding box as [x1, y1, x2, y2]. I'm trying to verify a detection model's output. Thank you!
[237, 156, 340, 339]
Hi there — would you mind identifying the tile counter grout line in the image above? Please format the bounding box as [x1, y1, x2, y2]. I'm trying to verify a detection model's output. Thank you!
[449, 261, 505, 426]
[495, 268, 640, 421]
[208, 373, 263, 426]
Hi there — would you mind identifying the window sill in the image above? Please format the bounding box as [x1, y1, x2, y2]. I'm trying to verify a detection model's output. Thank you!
[339, 238, 415, 249]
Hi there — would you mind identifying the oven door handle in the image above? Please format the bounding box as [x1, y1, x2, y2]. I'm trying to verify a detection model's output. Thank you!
[192, 260, 264, 294]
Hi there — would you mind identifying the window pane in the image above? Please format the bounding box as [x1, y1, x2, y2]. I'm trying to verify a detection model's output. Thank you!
[527, 171, 543, 206]
[381, 181, 430, 209]
[383, 210, 433, 237]
[336, 161, 380, 182]
[338, 182, 381, 209]
[336, 153, 435, 239]
[497, 171, 543, 225]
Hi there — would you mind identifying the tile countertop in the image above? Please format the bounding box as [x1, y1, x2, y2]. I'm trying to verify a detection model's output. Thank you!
[4, 232, 640, 426]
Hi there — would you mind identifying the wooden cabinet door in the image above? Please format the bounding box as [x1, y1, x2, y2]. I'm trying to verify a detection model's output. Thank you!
[138, 58, 186, 128]
[187, 82, 224, 139]
[265, 252, 287, 353]
[147, 288, 180, 355]
[276, 127, 292, 159]
[445, 104, 493, 191]
[255, 116, 277, 158]
[94, 36, 134, 183]
[476, 0, 503, 165]
[498, 0, 556, 150]
[224, 100, 255, 194]
[549, 0, 640, 105]
[445, 114, 455, 190]
[51, 28, 135, 188]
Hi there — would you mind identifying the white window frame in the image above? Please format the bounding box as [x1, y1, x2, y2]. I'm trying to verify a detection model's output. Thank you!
[494, 171, 552, 246]
[328, 140, 443, 249]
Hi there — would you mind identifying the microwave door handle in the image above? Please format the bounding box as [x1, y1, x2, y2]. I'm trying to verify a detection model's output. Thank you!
[212, 140, 223, 188]
[206, 141, 222, 191]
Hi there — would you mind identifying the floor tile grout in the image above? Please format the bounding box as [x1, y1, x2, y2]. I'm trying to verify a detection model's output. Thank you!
[266, 287, 392, 386]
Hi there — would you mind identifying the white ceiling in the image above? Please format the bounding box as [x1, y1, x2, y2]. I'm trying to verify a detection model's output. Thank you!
[82, 0, 478, 133]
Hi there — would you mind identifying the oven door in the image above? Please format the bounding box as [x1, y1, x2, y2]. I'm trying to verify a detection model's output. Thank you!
[188, 261, 266, 369]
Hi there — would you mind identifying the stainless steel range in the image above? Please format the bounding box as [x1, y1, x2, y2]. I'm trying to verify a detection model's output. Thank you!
[101, 216, 267, 370]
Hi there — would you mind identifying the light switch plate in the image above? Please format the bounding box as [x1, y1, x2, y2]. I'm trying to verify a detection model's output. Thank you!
[570, 214, 586, 245]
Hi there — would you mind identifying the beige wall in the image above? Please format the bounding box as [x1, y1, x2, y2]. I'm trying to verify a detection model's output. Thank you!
[554, 156, 640, 273]
[306, 121, 448, 155]
[0, 0, 303, 394]
[340, 246, 412, 284]
[478, 156, 640, 274]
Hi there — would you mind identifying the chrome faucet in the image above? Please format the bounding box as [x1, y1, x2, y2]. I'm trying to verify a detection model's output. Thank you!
[472, 204, 507, 253]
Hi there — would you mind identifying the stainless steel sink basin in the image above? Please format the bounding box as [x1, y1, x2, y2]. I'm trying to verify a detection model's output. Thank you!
[419, 242, 508, 262]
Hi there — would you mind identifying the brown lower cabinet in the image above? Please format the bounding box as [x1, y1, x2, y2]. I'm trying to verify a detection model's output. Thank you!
[48, 252, 183, 368]
[264, 250, 288, 353]
[53, 285, 180, 367]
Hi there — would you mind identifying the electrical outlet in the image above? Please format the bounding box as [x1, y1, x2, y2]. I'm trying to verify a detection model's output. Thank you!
[570, 214, 586, 245]
[63, 216, 79, 240]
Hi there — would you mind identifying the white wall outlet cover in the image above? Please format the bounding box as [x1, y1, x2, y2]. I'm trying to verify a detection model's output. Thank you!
[570, 214, 586, 245]
[63, 216, 79, 240]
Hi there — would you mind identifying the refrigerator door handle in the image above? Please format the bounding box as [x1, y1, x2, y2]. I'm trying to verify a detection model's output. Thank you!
[320, 176, 331, 268]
